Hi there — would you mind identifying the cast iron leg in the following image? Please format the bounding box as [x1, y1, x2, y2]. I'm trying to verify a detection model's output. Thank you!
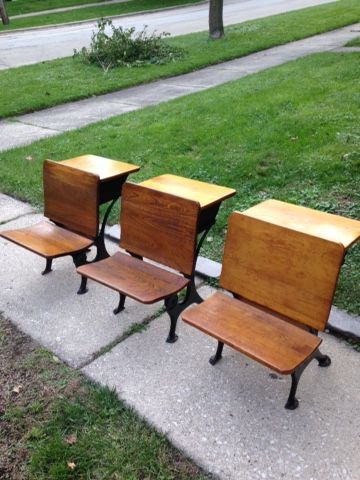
[114, 293, 126, 315]
[285, 370, 303, 410]
[93, 236, 110, 262]
[285, 349, 321, 410]
[315, 350, 331, 367]
[71, 252, 89, 295]
[94, 197, 118, 262]
[42, 258, 53, 275]
[185, 278, 203, 305]
[72, 251, 88, 268]
[165, 294, 180, 343]
[309, 329, 331, 367]
[77, 275, 88, 295]
[209, 341, 224, 365]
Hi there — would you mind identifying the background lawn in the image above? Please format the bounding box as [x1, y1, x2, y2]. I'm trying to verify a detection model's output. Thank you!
[0, 51, 359, 313]
[0, 0, 201, 30]
[346, 36, 360, 46]
[0, 316, 208, 479]
[6, 0, 117, 16]
[0, 0, 359, 118]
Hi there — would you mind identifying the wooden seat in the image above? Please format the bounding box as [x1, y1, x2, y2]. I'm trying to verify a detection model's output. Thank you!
[0, 159, 99, 278]
[183, 292, 321, 375]
[77, 182, 200, 342]
[183, 212, 345, 409]
[78, 252, 190, 304]
[1, 220, 93, 259]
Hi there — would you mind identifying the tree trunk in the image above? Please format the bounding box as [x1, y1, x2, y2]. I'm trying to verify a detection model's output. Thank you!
[0, 0, 9, 25]
[209, 0, 224, 40]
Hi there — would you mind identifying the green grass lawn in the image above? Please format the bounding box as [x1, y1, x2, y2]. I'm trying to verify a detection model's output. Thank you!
[6, 0, 115, 16]
[1, 51, 359, 313]
[0, 0, 359, 119]
[0, 316, 208, 479]
[0, 0, 201, 30]
[346, 36, 360, 46]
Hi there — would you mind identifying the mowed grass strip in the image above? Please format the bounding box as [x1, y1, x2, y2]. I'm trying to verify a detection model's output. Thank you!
[1, 0, 360, 118]
[6, 0, 116, 16]
[0, 0, 201, 30]
[0, 316, 209, 479]
[1, 52, 359, 313]
[346, 36, 360, 46]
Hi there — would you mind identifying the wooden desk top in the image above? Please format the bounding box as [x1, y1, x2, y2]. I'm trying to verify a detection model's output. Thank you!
[139, 174, 236, 209]
[243, 199, 360, 249]
[59, 155, 139, 181]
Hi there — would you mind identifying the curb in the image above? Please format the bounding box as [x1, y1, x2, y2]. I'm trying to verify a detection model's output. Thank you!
[0, 0, 207, 36]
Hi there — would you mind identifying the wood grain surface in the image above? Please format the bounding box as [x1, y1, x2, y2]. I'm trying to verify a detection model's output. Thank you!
[43, 160, 99, 238]
[0, 220, 93, 258]
[244, 199, 360, 249]
[183, 292, 322, 374]
[77, 252, 189, 303]
[120, 183, 200, 276]
[139, 174, 236, 209]
[59, 154, 139, 180]
[220, 212, 345, 331]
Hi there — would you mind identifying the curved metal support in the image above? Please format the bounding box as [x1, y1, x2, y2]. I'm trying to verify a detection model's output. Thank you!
[42, 258, 53, 275]
[72, 251, 88, 268]
[77, 275, 88, 295]
[209, 341, 224, 365]
[315, 351, 331, 367]
[195, 223, 215, 260]
[94, 197, 118, 262]
[114, 293, 126, 315]
[285, 348, 326, 410]
[309, 328, 332, 367]
[165, 294, 180, 343]
[184, 278, 203, 305]
[71, 251, 89, 295]
[180, 222, 214, 304]
[163, 275, 205, 344]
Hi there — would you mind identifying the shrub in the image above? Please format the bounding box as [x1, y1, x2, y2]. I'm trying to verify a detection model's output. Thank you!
[74, 19, 183, 71]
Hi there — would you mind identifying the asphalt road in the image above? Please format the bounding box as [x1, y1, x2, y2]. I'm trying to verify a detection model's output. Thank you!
[0, 0, 334, 69]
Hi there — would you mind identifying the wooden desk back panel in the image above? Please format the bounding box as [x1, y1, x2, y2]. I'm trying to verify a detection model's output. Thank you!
[120, 183, 199, 276]
[43, 160, 99, 238]
[220, 212, 345, 331]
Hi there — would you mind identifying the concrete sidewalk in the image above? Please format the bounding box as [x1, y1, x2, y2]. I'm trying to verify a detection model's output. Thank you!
[1, 193, 360, 480]
[1, 23, 359, 153]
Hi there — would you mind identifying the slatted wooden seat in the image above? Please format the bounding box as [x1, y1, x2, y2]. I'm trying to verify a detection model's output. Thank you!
[183, 212, 345, 409]
[0, 160, 99, 280]
[77, 182, 200, 342]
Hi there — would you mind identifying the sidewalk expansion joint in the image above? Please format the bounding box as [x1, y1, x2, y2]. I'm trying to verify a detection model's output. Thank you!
[76, 305, 165, 369]
[0, 210, 38, 226]
[14, 119, 64, 133]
